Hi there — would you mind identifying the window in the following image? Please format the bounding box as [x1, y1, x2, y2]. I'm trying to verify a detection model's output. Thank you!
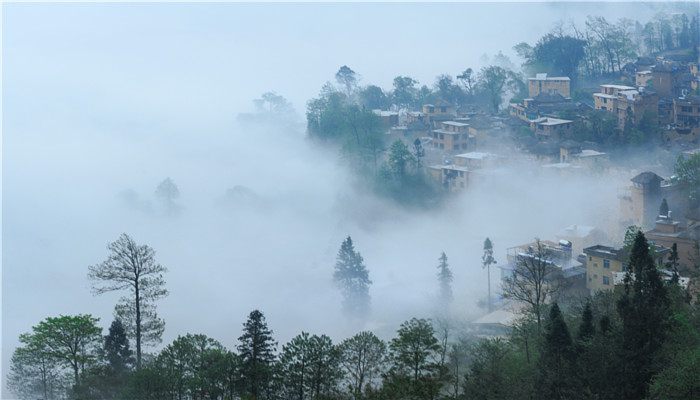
[603, 259, 610, 268]
[429, 106, 435, 113]
[603, 276, 610, 285]
[440, 106, 447, 113]
[588, 256, 592, 261]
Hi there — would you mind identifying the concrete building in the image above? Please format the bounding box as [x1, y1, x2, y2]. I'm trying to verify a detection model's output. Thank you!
[557, 224, 610, 256]
[422, 101, 456, 127]
[673, 95, 700, 129]
[528, 73, 571, 98]
[583, 244, 670, 294]
[619, 171, 689, 231]
[430, 121, 473, 152]
[645, 214, 700, 271]
[428, 163, 470, 192]
[636, 70, 653, 87]
[593, 84, 658, 129]
[530, 117, 573, 140]
[453, 152, 499, 169]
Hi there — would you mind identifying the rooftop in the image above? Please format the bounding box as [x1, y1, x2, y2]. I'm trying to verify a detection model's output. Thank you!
[530, 73, 570, 81]
[433, 129, 468, 135]
[577, 149, 606, 158]
[442, 121, 469, 127]
[532, 117, 573, 126]
[455, 151, 496, 160]
[601, 84, 636, 90]
[631, 171, 663, 184]
[583, 245, 625, 261]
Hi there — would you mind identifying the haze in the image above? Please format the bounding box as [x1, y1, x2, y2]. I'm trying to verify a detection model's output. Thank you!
[1, 1, 684, 394]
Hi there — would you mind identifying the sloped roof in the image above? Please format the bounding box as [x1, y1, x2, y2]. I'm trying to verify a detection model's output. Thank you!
[631, 171, 663, 184]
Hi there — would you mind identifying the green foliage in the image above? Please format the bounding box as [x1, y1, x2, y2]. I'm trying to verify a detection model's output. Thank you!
[617, 232, 670, 399]
[8, 334, 68, 400]
[530, 34, 587, 80]
[462, 338, 533, 400]
[238, 310, 277, 399]
[279, 332, 342, 399]
[392, 76, 419, 108]
[378, 140, 438, 207]
[674, 152, 700, 204]
[338, 332, 386, 399]
[359, 85, 389, 110]
[333, 236, 372, 317]
[538, 303, 578, 400]
[383, 318, 444, 399]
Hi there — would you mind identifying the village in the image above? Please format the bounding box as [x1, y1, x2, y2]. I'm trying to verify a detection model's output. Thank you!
[365, 55, 700, 333]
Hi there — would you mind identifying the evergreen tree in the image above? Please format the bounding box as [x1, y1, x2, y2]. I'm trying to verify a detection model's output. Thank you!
[238, 310, 277, 399]
[104, 319, 133, 374]
[279, 332, 342, 400]
[538, 303, 577, 400]
[577, 301, 595, 342]
[436, 252, 453, 307]
[666, 242, 680, 283]
[617, 232, 670, 399]
[338, 331, 386, 399]
[482, 238, 496, 312]
[659, 198, 669, 217]
[333, 236, 372, 317]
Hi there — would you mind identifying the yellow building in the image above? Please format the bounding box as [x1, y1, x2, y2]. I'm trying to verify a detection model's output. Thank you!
[428, 164, 470, 191]
[636, 70, 653, 87]
[583, 245, 625, 293]
[430, 121, 472, 152]
[528, 73, 571, 97]
[593, 84, 658, 129]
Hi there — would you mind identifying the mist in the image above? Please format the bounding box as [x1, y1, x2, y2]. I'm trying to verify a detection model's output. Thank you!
[2, 1, 691, 395]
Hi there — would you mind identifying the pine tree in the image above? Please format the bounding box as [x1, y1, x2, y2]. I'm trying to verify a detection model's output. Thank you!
[617, 231, 670, 400]
[333, 236, 372, 317]
[437, 252, 453, 307]
[238, 310, 277, 400]
[538, 303, 577, 400]
[577, 301, 595, 342]
[482, 238, 496, 312]
[666, 242, 680, 283]
[104, 319, 133, 374]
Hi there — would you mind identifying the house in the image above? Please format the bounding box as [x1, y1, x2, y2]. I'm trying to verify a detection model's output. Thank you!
[500, 240, 587, 295]
[427, 163, 470, 192]
[453, 152, 500, 169]
[673, 95, 700, 129]
[619, 171, 689, 230]
[530, 117, 573, 140]
[636, 70, 653, 87]
[593, 85, 658, 129]
[645, 214, 700, 271]
[556, 224, 610, 256]
[583, 244, 670, 294]
[422, 101, 456, 128]
[372, 110, 399, 130]
[528, 73, 571, 97]
[430, 121, 473, 152]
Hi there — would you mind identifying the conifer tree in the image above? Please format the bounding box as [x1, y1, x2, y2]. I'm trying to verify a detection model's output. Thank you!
[104, 319, 133, 374]
[577, 301, 595, 342]
[538, 303, 576, 400]
[238, 310, 277, 399]
[482, 238, 496, 312]
[436, 252, 453, 307]
[333, 236, 372, 317]
[617, 231, 670, 400]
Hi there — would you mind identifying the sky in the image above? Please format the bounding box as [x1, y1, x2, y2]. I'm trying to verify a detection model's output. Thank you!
[1, 1, 692, 396]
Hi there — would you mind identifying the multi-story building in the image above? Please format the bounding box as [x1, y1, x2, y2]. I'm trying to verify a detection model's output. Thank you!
[530, 117, 573, 140]
[619, 171, 689, 231]
[583, 244, 670, 294]
[528, 73, 571, 97]
[427, 163, 470, 192]
[645, 214, 700, 271]
[673, 95, 700, 129]
[422, 101, 456, 128]
[593, 84, 658, 129]
[636, 70, 653, 87]
[430, 121, 473, 152]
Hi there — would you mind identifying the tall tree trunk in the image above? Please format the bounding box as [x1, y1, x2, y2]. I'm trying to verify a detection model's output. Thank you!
[135, 281, 142, 370]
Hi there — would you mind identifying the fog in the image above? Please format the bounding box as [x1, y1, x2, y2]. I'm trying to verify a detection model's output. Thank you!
[1, 1, 683, 393]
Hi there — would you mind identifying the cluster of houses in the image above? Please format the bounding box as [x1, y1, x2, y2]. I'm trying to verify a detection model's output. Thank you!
[474, 166, 700, 335]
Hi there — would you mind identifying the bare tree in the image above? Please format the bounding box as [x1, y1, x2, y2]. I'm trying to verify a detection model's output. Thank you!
[502, 239, 561, 330]
[88, 233, 168, 369]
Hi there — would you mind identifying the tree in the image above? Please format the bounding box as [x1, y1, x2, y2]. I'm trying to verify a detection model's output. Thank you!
[538, 303, 577, 400]
[338, 331, 386, 399]
[436, 252, 453, 307]
[238, 310, 277, 399]
[31, 315, 102, 388]
[617, 231, 670, 399]
[8, 335, 67, 400]
[392, 76, 418, 108]
[359, 85, 389, 110]
[104, 319, 133, 374]
[433, 74, 463, 105]
[333, 236, 372, 317]
[155, 177, 181, 214]
[456, 68, 476, 97]
[254, 91, 294, 115]
[577, 301, 595, 342]
[384, 318, 444, 399]
[462, 337, 533, 400]
[531, 34, 587, 81]
[659, 198, 669, 218]
[666, 243, 680, 282]
[482, 238, 496, 312]
[279, 332, 342, 400]
[502, 239, 561, 330]
[412, 138, 425, 163]
[674, 153, 700, 204]
[623, 225, 642, 251]
[477, 66, 509, 113]
[88, 233, 168, 369]
[336, 66, 358, 96]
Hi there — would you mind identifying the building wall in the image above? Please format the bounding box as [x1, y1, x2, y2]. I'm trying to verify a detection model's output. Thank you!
[586, 255, 623, 293]
[528, 79, 570, 98]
